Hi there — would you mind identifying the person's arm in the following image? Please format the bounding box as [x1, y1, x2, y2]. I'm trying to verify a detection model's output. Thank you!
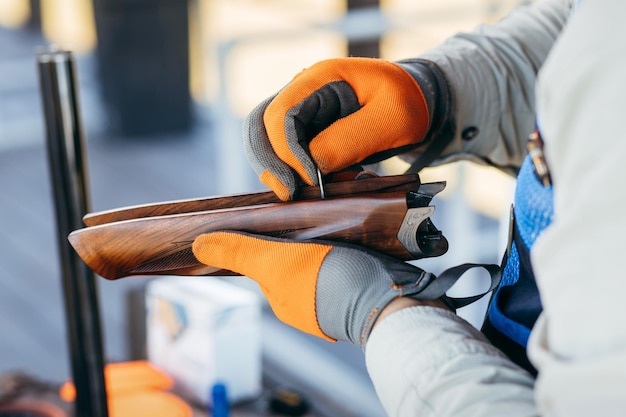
[403, 0, 571, 175]
[366, 303, 538, 417]
[363, 3, 575, 415]
[528, 0, 626, 415]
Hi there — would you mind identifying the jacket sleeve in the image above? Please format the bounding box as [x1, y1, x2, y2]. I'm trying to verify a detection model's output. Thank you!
[366, 1, 626, 417]
[402, 0, 570, 175]
[363, 2, 576, 416]
[528, 0, 626, 415]
[365, 307, 538, 417]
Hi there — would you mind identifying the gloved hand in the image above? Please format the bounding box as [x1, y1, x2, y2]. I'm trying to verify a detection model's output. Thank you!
[244, 57, 450, 200]
[192, 231, 497, 348]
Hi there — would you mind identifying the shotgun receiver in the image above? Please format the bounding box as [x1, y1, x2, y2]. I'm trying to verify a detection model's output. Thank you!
[68, 173, 448, 280]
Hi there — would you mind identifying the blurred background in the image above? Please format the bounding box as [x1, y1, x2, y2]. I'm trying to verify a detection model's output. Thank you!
[0, 0, 527, 415]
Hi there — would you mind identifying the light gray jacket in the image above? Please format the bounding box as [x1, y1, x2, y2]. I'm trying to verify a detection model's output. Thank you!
[367, 0, 626, 415]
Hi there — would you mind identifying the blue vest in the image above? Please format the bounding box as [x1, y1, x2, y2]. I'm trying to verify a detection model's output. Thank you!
[481, 150, 554, 375]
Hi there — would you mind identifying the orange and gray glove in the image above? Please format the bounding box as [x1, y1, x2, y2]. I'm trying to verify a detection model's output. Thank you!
[244, 57, 452, 201]
[192, 231, 499, 348]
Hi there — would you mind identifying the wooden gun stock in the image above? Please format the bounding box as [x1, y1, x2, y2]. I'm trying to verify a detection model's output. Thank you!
[68, 174, 448, 280]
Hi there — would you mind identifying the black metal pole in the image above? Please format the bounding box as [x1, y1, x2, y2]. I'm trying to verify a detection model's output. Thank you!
[37, 48, 109, 417]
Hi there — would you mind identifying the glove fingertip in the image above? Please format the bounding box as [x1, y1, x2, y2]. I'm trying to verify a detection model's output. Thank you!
[191, 233, 214, 263]
[260, 170, 294, 201]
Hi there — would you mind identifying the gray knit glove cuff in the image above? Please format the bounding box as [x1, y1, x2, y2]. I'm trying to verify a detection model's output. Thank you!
[315, 245, 500, 349]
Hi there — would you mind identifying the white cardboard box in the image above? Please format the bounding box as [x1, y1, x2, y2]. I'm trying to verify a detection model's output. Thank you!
[146, 277, 262, 405]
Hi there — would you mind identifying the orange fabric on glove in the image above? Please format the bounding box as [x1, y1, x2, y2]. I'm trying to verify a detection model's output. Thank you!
[192, 231, 335, 341]
[259, 170, 291, 202]
[264, 57, 430, 186]
[191, 231, 491, 348]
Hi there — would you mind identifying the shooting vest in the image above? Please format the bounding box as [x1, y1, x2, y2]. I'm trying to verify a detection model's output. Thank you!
[481, 130, 553, 375]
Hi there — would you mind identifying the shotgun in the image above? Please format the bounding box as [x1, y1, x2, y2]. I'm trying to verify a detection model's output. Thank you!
[69, 173, 449, 280]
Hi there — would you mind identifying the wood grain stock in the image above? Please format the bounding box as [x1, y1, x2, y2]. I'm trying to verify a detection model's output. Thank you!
[69, 192, 415, 280]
